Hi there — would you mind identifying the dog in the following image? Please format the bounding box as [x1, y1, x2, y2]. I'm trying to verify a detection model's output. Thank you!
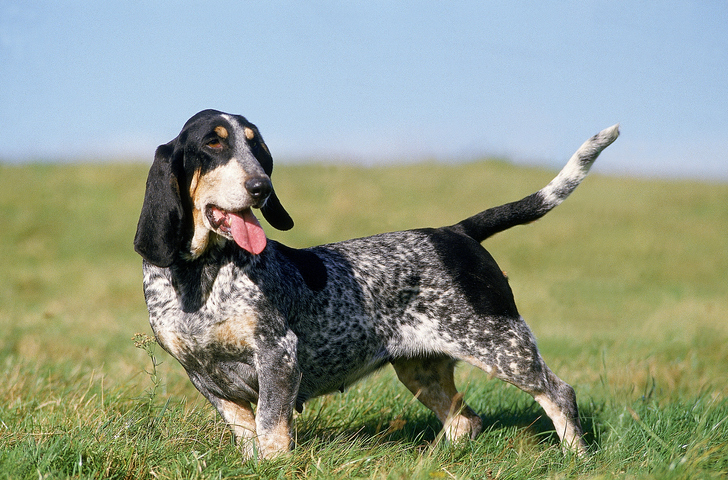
[134, 109, 619, 459]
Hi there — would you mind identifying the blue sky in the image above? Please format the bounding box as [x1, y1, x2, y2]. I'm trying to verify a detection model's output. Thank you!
[1, 1, 726, 180]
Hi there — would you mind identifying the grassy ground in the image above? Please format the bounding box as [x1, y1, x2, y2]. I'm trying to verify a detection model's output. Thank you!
[0, 160, 726, 479]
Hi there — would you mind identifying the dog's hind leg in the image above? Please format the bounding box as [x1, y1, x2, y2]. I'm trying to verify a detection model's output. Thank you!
[459, 321, 587, 455]
[530, 367, 587, 455]
[391, 355, 483, 442]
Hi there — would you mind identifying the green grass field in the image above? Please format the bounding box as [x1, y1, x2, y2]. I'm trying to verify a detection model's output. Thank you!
[1, 160, 726, 479]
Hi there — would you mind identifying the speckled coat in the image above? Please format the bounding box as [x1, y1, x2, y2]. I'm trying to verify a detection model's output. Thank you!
[134, 110, 619, 459]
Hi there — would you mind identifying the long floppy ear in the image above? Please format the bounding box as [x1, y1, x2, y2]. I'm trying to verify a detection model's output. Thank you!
[261, 190, 294, 231]
[133, 141, 185, 267]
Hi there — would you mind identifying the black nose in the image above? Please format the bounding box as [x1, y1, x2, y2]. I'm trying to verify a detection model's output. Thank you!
[244, 176, 272, 200]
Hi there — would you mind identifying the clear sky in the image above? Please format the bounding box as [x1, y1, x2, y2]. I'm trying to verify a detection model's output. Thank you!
[1, 1, 726, 180]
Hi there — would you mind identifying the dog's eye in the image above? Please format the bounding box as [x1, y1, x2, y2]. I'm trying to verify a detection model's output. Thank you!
[206, 139, 223, 150]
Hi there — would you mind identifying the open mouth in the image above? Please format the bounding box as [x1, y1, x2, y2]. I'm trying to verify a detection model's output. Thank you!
[206, 206, 267, 255]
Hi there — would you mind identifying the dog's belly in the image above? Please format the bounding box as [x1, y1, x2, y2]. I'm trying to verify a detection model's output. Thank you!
[295, 335, 391, 402]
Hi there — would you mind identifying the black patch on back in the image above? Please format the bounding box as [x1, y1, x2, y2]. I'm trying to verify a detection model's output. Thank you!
[276, 244, 328, 292]
[424, 227, 519, 318]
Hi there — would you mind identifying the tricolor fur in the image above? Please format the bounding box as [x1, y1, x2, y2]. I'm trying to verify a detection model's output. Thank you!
[134, 109, 619, 459]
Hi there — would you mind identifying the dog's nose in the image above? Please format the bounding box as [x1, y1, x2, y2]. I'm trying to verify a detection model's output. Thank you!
[245, 176, 272, 200]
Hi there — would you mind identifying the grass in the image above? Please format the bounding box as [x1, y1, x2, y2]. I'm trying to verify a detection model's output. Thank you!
[0, 159, 727, 478]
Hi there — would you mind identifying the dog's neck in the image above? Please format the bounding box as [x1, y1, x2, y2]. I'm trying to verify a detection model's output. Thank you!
[170, 241, 262, 312]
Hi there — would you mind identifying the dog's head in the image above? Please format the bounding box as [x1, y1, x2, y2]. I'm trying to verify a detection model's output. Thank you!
[134, 109, 293, 267]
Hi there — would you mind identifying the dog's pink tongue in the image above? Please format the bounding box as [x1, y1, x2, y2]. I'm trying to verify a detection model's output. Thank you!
[229, 209, 267, 255]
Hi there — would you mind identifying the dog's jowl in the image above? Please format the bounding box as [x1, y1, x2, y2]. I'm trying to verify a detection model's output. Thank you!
[134, 109, 619, 459]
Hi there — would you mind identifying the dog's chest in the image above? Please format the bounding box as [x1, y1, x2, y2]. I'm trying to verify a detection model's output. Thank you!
[143, 261, 262, 370]
[153, 312, 258, 364]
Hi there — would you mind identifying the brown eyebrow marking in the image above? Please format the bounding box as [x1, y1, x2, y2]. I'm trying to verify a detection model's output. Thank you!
[244, 127, 255, 140]
[215, 126, 229, 139]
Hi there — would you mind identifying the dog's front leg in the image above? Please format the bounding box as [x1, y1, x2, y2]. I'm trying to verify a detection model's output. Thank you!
[214, 398, 257, 458]
[255, 330, 300, 459]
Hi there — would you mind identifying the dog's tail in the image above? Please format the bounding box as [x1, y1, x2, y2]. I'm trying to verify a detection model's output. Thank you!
[451, 124, 619, 243]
